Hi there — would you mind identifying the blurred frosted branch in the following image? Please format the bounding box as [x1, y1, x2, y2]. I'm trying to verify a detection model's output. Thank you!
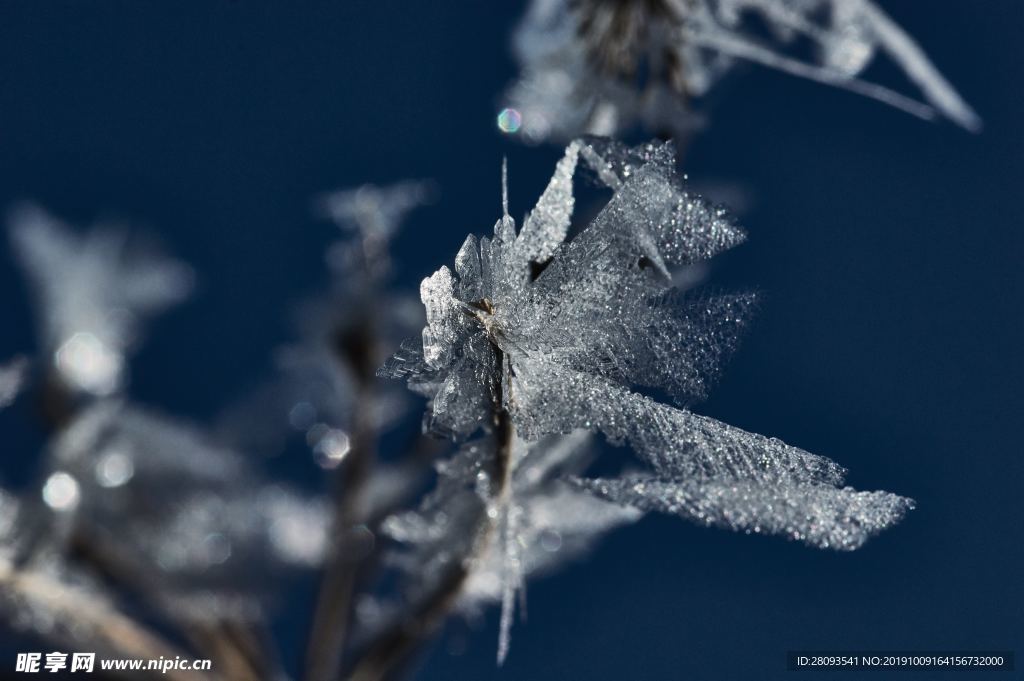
[8, 206, 192, 413]
[502, 0, 980, 143]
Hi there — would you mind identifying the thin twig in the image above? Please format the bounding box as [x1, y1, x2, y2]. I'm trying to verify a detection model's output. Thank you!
[304, 323, 379, 681]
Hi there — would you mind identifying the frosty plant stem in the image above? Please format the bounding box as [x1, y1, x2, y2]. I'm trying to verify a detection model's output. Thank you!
[346, 338, 514, 681]
[502, 0, 980, 143]
[307, 323, 380, 681]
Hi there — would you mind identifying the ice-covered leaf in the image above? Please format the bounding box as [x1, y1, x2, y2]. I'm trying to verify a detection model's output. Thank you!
[384, 138, 748, 439]
[386, 135, 911, 548]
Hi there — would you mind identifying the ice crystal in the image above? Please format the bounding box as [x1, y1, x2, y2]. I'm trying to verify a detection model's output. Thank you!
[382, 431, 639, 662]
[8, 205, 193, 397]
[383, 137, 749, 439]
[379, 136, 915, 662]
[503, 0, 980, 143]
[462, 431, 640, 663]
[385, 136, 912, 554]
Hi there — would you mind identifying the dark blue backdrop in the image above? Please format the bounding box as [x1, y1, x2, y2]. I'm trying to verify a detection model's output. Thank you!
[0, 2, 1021, 679]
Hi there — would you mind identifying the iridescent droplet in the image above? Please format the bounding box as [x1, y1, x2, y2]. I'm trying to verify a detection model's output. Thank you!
[497, 108, 522, 134]
[312, 427, 351, 469]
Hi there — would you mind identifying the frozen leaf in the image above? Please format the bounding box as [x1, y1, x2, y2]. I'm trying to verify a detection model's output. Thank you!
[381, 137, 912, 664]
[383, 137, 748, 440]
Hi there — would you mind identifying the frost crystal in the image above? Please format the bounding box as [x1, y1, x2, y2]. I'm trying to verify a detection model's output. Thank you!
[381, 136, 914, 661]
[385, 135, 912, 552]
[383, 431, 639, 663]
[8, 205, 193, 397]
[503, 0, 980, 142]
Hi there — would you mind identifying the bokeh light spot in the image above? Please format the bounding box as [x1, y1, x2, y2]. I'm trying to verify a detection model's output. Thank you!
[497, 107, 522, 134]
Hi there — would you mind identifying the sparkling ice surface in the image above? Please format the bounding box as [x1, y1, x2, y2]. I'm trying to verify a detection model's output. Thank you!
[381, 137, 913, 660]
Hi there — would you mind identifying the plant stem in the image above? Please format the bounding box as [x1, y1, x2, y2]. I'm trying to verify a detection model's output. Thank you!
[0, 564, 219, 681]
[342, 346, 514, 681]
[68, 526, 271, 681]
[304, 324, 379, 681]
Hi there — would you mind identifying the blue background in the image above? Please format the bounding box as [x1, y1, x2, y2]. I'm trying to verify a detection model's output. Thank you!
[0, 1, 1021, 679]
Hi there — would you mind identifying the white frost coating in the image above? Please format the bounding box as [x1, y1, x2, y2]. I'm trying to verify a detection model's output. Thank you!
[8, 205, 192, 396]
[502, 0, 979, 143]
[517, 141, 580, 264]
